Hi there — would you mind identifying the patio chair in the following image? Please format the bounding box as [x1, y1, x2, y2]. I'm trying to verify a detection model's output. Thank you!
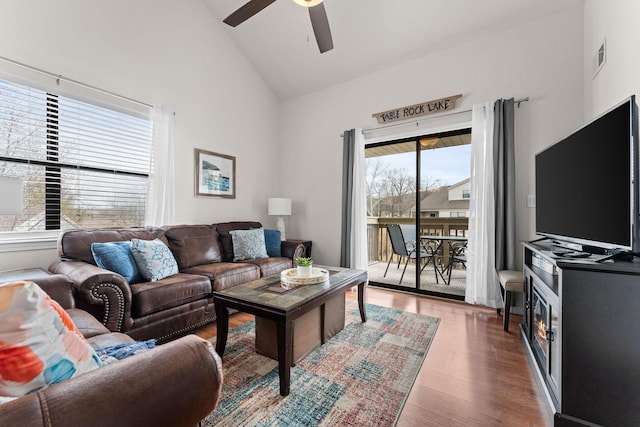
[384, 224, 439, 284]
[445, 240, 467, 285]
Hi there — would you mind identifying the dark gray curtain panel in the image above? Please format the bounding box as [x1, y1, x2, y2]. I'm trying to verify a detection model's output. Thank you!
[340, 129, 356, 268]
[493, 98, 516, 271]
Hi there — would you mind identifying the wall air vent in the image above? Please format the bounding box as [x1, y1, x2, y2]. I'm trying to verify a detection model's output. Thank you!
[593, 38, 606, 78]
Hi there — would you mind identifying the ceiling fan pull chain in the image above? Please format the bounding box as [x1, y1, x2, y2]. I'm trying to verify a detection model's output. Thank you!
[306, 12, 311, 51]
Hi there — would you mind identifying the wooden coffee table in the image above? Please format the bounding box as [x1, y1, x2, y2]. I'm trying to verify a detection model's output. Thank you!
[213, 266, 367, 396]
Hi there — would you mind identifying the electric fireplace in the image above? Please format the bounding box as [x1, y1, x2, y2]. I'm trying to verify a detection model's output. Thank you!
[532, 288, 550, 367]
[528, 276, 561, 409]
[523, 222, 640, 425]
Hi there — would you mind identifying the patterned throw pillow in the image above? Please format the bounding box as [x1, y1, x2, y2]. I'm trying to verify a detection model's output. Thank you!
[91, 241, 144, 284]
[231, 228, 269, 261]
[0, 281, 102, 397]
[130, 238, 179, 282]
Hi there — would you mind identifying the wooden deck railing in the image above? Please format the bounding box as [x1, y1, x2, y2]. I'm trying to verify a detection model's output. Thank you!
[367, 217, 468, 263]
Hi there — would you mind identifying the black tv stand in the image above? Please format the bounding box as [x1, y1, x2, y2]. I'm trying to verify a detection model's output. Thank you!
[522, 240, 640, 426]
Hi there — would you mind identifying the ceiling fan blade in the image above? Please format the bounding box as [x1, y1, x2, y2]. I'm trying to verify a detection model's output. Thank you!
[223, 0, 277, 27]
[308, 3, 334, 53]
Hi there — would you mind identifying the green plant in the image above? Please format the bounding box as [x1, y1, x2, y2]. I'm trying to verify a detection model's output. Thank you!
[296, 256, 313, 267]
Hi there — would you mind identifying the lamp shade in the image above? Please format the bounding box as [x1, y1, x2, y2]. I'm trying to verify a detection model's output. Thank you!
[268, 198, 291, 216]
[0, 177, 23, 215]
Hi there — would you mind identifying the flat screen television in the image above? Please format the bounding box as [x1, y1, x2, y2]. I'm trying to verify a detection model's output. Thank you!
[535, 95, 639, 256]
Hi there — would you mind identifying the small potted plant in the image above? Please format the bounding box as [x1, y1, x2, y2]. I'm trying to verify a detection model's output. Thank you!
[296, 256, 313, 278]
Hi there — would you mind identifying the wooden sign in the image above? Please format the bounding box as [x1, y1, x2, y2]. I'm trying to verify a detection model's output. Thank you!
[372, 94, 463, 124]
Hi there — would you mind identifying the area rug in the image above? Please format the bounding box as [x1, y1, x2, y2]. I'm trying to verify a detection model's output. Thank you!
[203, 300, 440, 426]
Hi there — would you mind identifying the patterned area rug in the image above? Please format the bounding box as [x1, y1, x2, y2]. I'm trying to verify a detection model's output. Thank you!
[203, 300, 440, 426]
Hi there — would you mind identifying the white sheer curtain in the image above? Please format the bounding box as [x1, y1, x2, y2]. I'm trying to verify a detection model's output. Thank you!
[145, 105, 175, 226]
[466, 102, 502, 308]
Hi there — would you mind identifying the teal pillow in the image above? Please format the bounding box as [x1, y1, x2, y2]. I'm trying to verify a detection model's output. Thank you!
[230, 228, 268, 261]
[91, 241, 144, 284]
[130, 238, 179, 282]
[263, 229, 281, 257]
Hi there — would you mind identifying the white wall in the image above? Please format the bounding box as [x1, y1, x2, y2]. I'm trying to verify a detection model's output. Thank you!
[0, 0, 280, 270]
[279, 7, 585, 266]
[584, 0, 640, 117]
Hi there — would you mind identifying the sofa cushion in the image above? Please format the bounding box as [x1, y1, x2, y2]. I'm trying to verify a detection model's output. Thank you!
[241, 257, 292, 277]
[0, 281, 102, 397]
[129, 273, 212, 317]
[66, 308, 111, 339]
[131, 238, 179, 282]
[183, 263, 260, 291]
[163, 225, 222, 269]
[91, 241, 144, 284]
[263, 229, 282, 257]
[215, 221, 263, 262]
[230, 228, 268, 261]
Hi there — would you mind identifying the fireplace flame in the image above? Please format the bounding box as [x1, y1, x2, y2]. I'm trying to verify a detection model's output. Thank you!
[535, 319, 548, 353]
[537, 319, 547, 340]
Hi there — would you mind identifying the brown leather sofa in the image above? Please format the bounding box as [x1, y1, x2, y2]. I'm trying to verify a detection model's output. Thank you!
[49, 221, 306, 342]
[0, 273, 223, 427]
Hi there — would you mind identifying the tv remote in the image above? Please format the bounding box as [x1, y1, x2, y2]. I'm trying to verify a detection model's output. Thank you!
[564, 251, 591, 258]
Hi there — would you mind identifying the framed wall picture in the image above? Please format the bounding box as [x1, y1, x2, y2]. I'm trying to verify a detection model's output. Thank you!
[195, 149, 236, 198]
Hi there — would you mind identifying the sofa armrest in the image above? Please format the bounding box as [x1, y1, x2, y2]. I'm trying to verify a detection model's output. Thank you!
[49, 260, 133, 333]
[32, 274, 76, 310]
[281, 240, 307, 261]
[0, 335, 223, 427]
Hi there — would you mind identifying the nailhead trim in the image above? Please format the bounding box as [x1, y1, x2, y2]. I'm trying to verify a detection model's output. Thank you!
[156, 315, 216, 342]
[90, 283, 125, 332]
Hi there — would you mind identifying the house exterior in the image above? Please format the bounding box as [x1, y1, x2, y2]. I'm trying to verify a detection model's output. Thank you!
[412, 179, 470, 218]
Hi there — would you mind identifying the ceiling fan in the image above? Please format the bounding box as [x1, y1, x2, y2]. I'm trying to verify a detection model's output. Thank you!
[223, 0, 334, 53]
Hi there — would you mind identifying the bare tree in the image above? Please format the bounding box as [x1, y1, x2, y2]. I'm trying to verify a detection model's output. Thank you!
[365, 159, 389, 216]
[383, 168, 417, 216]
[421, 175, 445, 193]
[365, 156, 449, 218]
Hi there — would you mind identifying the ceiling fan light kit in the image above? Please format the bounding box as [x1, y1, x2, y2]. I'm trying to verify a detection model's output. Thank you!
[292, 0, 323, 6]
[223, 0, 333, 53]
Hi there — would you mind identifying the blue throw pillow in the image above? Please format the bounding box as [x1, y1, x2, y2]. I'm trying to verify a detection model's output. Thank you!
[264, 229, 282, 257]
[91, 241, 144, 284]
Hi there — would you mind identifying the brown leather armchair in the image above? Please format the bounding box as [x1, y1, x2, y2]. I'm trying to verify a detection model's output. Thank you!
[0, 273, 223, 427]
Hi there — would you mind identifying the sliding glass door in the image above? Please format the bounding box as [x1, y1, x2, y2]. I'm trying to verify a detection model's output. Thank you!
[365, 129, 471, 299]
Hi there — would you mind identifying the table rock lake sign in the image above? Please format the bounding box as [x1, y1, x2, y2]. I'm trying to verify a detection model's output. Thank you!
[372, 94, 463, 124]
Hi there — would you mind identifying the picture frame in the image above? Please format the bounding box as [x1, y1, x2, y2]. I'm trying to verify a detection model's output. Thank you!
[195, 148, 236, 198]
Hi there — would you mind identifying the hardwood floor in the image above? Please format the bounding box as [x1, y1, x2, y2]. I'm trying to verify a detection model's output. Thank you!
[193, 287, 551, 426]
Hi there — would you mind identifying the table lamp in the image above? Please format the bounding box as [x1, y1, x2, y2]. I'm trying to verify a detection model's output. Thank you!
[0, 176, 23, 215]
[268, 198, 291, 241]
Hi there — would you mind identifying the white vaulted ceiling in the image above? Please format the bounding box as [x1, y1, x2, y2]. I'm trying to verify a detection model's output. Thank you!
[202, 0, 583, 100]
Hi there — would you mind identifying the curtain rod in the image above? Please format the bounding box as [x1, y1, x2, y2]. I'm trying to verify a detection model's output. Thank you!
[0, 55, 153, 109]
[354, 97, 529, 136]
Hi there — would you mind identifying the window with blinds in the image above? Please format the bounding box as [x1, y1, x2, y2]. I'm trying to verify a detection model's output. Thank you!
[0, 79, 152, 232]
